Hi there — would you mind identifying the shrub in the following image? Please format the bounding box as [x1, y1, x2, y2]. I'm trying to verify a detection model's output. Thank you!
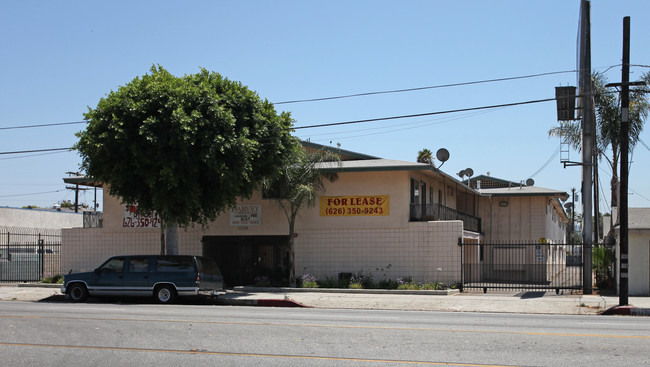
[378, 279, 399, 289]
[253, 275, 271, 287]
[300, 274, 319, 288]
[396, 277, 446, 290]
[41, 274, 64, 284]
[349, 272, 373, 289]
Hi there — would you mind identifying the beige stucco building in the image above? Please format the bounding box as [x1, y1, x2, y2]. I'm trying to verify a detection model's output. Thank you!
[62, 144, 569, 287]
[613, 207, 650, 296]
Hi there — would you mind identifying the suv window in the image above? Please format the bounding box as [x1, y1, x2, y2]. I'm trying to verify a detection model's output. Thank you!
[196, 257, 220, 274]
[99, 257, 125, 273]
[128, 257, 150, 273]
[155, 257, 195, 272]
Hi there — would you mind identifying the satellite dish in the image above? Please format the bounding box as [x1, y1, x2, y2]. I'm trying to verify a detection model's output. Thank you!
[526, 178, 535, 186]
[564, 202, 573, 209]
[436, 148, 449, 162]
[465, 168, 474, 177]
[457, 170, 466, 178]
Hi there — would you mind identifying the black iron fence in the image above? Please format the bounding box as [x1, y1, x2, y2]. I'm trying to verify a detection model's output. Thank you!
[410, 203, 481, 233]
[460, 242, 583, 292]
[0, 227, 62, 283]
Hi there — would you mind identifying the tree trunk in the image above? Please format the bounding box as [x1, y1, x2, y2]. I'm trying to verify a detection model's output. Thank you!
[160, 227, 165, 255]
[288, 214, 297, 288]
[610, 145, 619, 210]
[165, 222, 179, 255]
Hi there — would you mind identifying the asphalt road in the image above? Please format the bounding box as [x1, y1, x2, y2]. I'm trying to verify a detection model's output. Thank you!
[1, 301, 649, 366]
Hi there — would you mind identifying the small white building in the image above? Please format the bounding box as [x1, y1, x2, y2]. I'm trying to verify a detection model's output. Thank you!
[613, 207, 650, 296]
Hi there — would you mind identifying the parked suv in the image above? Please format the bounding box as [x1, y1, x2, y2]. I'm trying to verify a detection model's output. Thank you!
[61, 255, 224, 304]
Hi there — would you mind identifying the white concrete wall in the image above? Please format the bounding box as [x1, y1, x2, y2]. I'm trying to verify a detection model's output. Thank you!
[295, 221, 464, 283]
[0, 207, 83, 229]
[628, 231, 650, 296]
[478, 196, 567, 243]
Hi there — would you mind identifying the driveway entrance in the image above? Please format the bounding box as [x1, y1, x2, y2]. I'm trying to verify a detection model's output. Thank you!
[202, 235, 289, 287]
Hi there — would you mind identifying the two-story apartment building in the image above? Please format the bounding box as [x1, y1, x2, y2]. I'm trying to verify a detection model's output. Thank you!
[61, 143, 569, 287]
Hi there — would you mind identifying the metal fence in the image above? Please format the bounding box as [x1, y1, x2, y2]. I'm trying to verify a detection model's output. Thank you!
[0, 227, 62, 283]
[410, 203, 481, 233]
[460, 242, 583, 293]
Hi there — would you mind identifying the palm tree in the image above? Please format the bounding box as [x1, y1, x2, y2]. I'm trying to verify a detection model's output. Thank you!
[548, 71, 649, 210]
[262, 148, 340, 287]
[417, 148, 434, 164]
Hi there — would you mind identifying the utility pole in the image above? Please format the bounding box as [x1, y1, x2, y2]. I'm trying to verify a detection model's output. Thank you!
[65, 185, 89, 213]
[571, 188, 576, 245]
[618, 16, 631, 306]
[579, 0, 594, 294]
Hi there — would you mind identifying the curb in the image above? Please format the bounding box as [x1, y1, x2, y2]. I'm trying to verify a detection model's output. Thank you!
[218, 297, 309, 308]
[17, 283, 62, 289]
[602, 306, 650, 316]
[233, 286, 459, 296]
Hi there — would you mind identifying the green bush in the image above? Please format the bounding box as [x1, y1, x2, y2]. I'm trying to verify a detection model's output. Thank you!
[41, 274, 63, 284]
[300, 274, 319, 288]
[397, 278, 446, 290]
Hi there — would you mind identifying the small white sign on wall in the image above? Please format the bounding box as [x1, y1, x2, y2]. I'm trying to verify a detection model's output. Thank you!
[230, 205, 262, 226]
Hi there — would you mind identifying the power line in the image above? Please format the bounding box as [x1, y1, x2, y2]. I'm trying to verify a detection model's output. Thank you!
[0, 121, 85, 131]
[292, 97, 557, 130]
[301, 109, 502, 142]
[274, 70, 579, 105]
[0, 148, 73, 155]
[0, 189, 66, 198]
[0, 150, 69, 161]
[0, 97, 557, 154]
[528, 144, 561, 179]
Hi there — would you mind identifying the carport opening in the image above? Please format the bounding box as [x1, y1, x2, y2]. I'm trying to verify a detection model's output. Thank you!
[202, 235, 290, 288]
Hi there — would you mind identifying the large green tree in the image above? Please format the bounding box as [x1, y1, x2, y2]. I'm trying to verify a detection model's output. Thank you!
[76, 66, 298, 254]
[262, 148, 340, 287]
[549, 71, 649, 211]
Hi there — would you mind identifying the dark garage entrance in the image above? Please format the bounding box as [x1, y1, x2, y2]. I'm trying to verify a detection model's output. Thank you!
[202, 235, 289, 287]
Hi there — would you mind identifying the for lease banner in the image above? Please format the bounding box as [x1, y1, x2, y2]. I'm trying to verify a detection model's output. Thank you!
[320, 195, 389, 217]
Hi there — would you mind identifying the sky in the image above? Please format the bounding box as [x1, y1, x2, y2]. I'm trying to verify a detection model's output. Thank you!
[1, 1, 649, 214]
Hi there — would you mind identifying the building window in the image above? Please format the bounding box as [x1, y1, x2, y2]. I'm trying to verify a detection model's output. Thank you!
[421, 182, 426, 204]
[410, 178, 416, 204]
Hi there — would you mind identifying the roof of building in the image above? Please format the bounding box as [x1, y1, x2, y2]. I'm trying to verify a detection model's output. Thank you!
[316, 158, 475, 191]
[613, 207, 650, 230]
[478, 186, 570, 200]
[302, 141, 380, 160]
[469, 175, 527, 189]
[63, 176, 102, 188]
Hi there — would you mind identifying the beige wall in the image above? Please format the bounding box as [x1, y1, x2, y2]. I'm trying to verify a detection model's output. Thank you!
[0, 207, 83, 229]
[616, 230, 650, 296]
[296, 221, 464, 283]
[478, 195, 566, 243]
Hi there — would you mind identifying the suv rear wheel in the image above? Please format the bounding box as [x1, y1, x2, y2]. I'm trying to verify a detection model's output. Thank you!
[154, 285, 177, 304]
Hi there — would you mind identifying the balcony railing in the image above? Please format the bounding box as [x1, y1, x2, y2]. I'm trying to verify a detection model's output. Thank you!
[410, 203, 481, 233]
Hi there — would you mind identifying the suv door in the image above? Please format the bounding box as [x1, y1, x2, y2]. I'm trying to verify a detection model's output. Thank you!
[123, 256, 152, 296]
[91, 256, 126, 296]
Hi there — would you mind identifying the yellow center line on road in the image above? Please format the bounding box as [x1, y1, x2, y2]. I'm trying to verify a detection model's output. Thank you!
[1, 314, 649, 340]
[0, 341, 518, 367]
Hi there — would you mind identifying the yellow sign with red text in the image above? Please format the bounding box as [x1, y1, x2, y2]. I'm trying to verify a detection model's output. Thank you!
[320, 195, 389, 216]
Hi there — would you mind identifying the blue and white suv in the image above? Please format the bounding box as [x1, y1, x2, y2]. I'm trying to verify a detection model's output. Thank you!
[61, 255, 224, 304]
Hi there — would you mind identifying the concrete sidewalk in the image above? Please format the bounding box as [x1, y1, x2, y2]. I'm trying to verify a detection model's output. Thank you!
[1, 284, 649, 316]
